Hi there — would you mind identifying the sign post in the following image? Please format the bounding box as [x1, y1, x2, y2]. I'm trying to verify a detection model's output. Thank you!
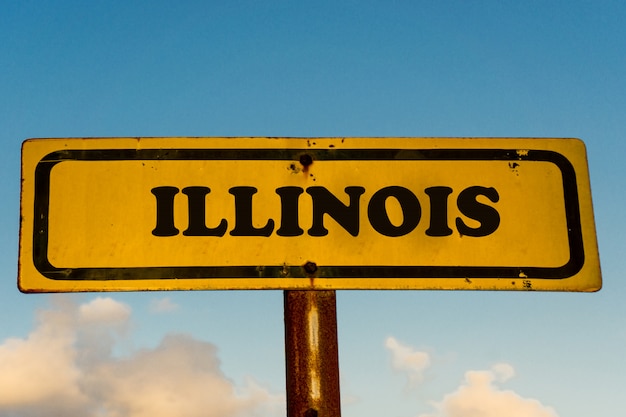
[284, 290, 341, 417]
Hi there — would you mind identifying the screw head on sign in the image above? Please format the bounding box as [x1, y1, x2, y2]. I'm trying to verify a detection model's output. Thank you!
[299, 154, 313, 167]
[303, 261, 318, 275]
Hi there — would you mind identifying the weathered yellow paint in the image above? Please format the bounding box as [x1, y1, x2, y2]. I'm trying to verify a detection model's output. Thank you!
[19, 137, 601, 292]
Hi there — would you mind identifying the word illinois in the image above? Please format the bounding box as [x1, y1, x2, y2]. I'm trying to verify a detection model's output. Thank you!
[151, 185, 500, 238]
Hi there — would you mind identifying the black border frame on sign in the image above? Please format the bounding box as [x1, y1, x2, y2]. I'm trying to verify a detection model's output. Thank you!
[32, 148, 584, 281]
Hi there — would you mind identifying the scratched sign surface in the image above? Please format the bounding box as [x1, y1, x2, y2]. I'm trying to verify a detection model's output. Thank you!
[18, 137, 601, 292]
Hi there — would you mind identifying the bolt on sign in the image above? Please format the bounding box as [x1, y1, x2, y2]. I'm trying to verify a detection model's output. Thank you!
[19, 137, 601, 292]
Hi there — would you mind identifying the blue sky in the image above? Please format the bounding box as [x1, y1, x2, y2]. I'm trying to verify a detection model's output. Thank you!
[1, 1, 625, 416]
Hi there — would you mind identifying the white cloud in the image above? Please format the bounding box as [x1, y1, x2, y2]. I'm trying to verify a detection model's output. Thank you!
[84, 334, 281, 417]
[0, 296, 283, 417]
[419, 363, 559, 417]
[385, 336, 431, 384]
[149, 297, 179, 313]
[0, 296, 88, 416]
[491, 362, 515, 383]
[79, 297, 131, 324]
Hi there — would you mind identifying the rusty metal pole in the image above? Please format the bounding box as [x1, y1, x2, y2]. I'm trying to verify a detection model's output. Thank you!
[284, 290, 341, 417]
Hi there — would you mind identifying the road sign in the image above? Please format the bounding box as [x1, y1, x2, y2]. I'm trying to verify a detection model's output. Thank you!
[19, 137, 601, 292]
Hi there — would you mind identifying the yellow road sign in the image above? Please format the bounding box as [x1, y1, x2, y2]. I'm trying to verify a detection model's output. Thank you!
[19, 137, 601, 292]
